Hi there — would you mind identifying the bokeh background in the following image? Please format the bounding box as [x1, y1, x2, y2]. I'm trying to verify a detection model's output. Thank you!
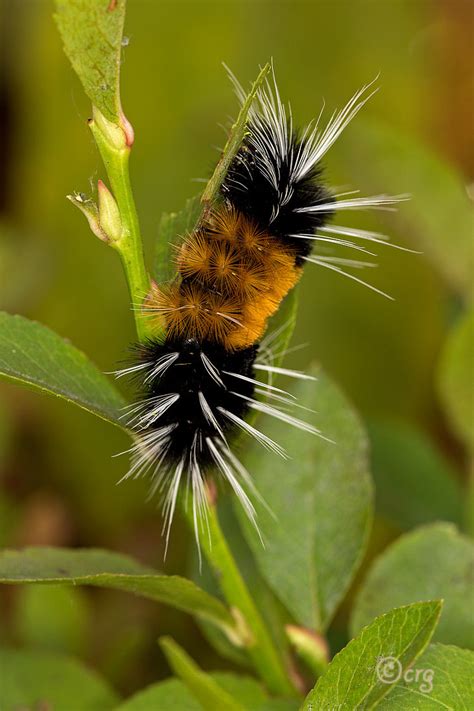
[0, 0, 472, 697]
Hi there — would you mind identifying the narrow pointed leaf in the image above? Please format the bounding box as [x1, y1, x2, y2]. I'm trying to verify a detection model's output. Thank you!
[0, 312, 126, 427]
[199, 63, 271, 217]
[160, 637, 247, 711]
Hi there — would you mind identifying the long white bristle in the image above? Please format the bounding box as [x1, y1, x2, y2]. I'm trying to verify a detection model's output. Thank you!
[201, 352, 226, 388]
[217, 406, 288, 459]
[253, 364, 316, 381]
[144, 352, 179, 384]
[296, 194, 410, 214]
[206, 437, 259, 534]
[319, 224, 420, 253]
[223, 370, 296, 398]
[304, 254, 394, 299]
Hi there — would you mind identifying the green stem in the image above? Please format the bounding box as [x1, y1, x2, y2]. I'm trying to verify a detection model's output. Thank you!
[194, 498, 297, 697]
[89, 108, 153, 342]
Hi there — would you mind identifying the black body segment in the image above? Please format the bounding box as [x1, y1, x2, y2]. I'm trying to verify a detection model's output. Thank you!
[222, 131, 334, 263]
[135, 338, 258, 467]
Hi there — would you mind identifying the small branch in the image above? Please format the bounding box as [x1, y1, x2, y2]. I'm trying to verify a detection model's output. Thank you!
[190, 494, 297, 697]
[88, 108, 154, 342]
[198, 63, 270, 223]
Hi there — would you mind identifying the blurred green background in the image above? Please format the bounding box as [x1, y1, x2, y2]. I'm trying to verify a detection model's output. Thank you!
[0, 0, 472, 697]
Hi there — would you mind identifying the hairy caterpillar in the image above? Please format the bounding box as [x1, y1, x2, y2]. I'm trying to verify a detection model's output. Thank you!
[117, 69, 407, 547]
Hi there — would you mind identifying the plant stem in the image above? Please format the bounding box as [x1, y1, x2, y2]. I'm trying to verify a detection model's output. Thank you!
[89, 108, 153, 342]
[195, 497, 297, 697]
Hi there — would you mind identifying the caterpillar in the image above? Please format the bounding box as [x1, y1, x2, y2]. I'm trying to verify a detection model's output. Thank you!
[117, 69, 406, 547]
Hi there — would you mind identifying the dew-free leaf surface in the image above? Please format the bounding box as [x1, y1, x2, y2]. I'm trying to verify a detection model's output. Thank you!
[0, 547, 236, 636]
[54, 0, 126, 122]
[351, 523, 474, 649]
[0, 312, 126, 427]
[237, 366, 373, 631]
[376, 643, 474, 710]
[301, 601, 442, 710]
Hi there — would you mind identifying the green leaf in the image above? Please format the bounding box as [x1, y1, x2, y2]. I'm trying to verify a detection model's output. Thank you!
[54, 0, 126, 123]
[376, 643, 474, 710]
[351, 523, 474, 649]
[160, 637, 248, 711]
[0, 546, 237, 639]
[237, 366, 373, 631]
[368, 421, 462, 529]
[437, 310, 474, 450]
[115, 678, 201, 711]
[350, 119, 474, 299]
[199, 63, 271, 217]
[301, 601, 442, 710]
[0, 647, 119, 710]
[155, 194, 202, 283]
[0, 312, 126, 427]
[208, 674, 269, 710]
[115, 674, 297, 711]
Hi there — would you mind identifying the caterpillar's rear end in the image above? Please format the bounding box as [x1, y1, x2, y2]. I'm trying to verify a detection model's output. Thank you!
[119, 70, 406, 547]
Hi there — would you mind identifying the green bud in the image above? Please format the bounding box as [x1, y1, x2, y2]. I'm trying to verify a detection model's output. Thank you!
[286, 624, 329, 678]
[98, 180, 122, 242]
[89, 106, 127, 151]
[67, 192, 108, 242]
